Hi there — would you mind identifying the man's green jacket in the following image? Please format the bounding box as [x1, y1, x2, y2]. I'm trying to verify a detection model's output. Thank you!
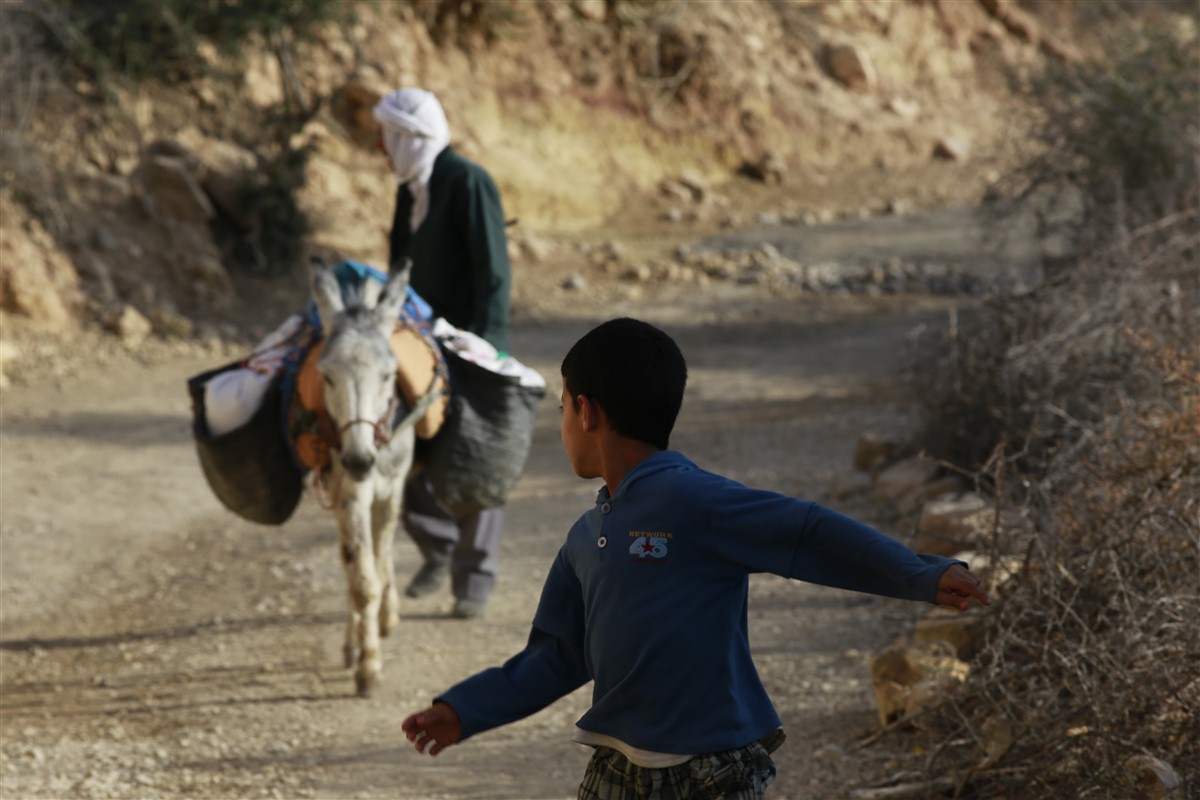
[389, 145, 512, 353]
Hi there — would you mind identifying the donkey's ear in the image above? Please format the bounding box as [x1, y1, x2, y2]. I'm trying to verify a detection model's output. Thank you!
[389, 257, 414, 283]
[311, 261, 344, 331]
[375, 260, 411, 330]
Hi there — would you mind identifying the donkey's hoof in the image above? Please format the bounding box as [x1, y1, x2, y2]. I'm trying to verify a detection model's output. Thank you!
[355, 671, 379, 697]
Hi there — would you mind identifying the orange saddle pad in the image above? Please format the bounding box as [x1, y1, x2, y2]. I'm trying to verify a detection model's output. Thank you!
[291, 322, 448, 472]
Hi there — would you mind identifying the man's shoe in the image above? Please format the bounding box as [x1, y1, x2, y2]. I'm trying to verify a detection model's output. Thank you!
[404, 563, 448, 598]
[451, 598, 487, 619]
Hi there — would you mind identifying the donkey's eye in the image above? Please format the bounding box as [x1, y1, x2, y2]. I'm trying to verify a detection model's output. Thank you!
[324, 376, 334, 388]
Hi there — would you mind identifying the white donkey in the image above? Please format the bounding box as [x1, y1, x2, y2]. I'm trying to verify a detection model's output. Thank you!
[310, 260, 419, 696]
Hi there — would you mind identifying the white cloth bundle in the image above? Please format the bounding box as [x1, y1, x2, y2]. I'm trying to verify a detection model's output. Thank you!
[432, 319, 546, 390]
[204, 314, 305, 436]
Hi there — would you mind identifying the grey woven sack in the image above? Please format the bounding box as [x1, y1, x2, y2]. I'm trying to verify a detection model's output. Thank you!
[187, 361, 304, 526]
[423, 347, 545, 516]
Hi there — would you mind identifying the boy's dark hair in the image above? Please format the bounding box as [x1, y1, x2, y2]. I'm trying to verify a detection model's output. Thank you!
[561, 317, 687, 450]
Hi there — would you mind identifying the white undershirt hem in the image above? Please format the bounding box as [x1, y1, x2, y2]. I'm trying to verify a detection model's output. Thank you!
[572, 729, 693, 768]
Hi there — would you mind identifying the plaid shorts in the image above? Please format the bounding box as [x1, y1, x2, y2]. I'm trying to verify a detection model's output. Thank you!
[577, 729, 786, 800]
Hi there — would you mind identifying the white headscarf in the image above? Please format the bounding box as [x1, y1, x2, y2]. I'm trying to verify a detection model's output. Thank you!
[372, 88, 451, 231]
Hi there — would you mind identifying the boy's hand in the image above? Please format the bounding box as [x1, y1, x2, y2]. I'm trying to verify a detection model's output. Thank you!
[936, 563, 991, 610]
[401, 701, 462, 756]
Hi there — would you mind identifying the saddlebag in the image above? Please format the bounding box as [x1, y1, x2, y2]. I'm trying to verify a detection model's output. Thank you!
[188, 361, 304, 526]
[420, 342, 546, 516]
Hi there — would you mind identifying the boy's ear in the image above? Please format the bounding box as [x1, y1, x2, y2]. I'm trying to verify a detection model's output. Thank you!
[577, 394, 601, 432]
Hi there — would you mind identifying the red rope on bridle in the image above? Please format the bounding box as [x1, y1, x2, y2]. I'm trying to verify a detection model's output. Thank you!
[310, 393, 399, 511]
[337, 391, 400, 447]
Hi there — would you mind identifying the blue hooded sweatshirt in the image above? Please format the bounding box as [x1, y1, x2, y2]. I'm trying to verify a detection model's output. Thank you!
[437, 450, 962, 756]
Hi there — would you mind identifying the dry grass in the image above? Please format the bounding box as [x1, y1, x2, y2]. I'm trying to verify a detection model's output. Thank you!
[887, 14, 1199, 795]
[888, 212, 1198, 799]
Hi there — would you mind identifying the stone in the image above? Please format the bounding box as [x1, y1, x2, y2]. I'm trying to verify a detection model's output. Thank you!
[185, 255, 234, 296]
[0, 192, 83, 329]
[933, 136, 971, 162]
[136, 155, 215, 224]
[871, 455, 941, 515]
[659, 179, 694, 203]
[676, 170, 708, 200]
[738, 151, 786, 184]
[572, 0, 606, 22]
[886, 96, 921, 120]
[870, 641, 970, 726]
[952, 550, 1026, 595]
[913, 607, 986, 659]
[516, 233, 557, 264]
[0, 338, 19, 364]
[981, 715, 1016, 762]
[827, 469, 874, 500]
[200, 168, 254, 231]
[852, 432, 898, 473]
[915, 492, 992, 556]
[1123, 754, 1183, 798]
[105, 304, 153, 346]
[150, 307, 195, 339]
[823, 42, 877, 91]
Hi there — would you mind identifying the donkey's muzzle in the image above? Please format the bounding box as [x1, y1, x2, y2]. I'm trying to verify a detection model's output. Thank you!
[342, 453, 375, 482]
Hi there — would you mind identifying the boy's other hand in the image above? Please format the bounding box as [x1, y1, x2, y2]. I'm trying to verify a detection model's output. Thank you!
[936, 563, 991, 610]
[401, 701, 462, 756]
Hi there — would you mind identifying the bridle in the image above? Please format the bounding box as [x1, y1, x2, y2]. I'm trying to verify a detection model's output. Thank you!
[337, 392, 401, 447]
[311, 373, 446, 510]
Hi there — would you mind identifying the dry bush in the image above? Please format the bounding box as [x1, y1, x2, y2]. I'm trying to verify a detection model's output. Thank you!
[912, 223, 1196, 483]
[408, 0, 531, 49]
[915, 11, 1199, 484]
[890, 217, 1199, 799]
[903, 348, 1199, 797]
[0, 1, 72, 235]
[891, 14, 1199, 796]
[985, 19, 1199, 258]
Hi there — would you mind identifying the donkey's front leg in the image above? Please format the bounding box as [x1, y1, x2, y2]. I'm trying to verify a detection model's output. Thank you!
[372, 489, 403, 638]
[338, 487, 384, 697]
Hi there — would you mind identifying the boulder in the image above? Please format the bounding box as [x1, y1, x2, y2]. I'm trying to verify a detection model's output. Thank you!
[952, 549, 1026, 596]
[913, 606, 986, 659]
[572, 0, 606, 22]
[823, 42, 877, 91]
[933, 135, 971, 162]
[1123, 754, 1183, 799]
[0, 192, 83, 329]
[915, 492, 992, 556]
[135, 155, 215, 224]
[980, 715, 1016, 762]
[333, 79, 387, 147]
[871, 455, 957, 516]
[853, 432, 899, 473]
[738, 150, 785, 185]
[870, 640, 970, 726]
[104, 304, 153, 346]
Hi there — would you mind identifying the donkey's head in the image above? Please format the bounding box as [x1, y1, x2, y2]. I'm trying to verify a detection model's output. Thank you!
[311, 260, 412, 482]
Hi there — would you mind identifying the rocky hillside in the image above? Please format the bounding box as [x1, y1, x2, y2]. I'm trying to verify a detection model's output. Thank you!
[0, 0, 1108, 353]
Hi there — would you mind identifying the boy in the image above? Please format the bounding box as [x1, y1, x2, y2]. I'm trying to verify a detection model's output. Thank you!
[401, 318, 990, 799]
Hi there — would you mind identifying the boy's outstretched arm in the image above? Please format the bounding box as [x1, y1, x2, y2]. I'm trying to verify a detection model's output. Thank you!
[936, 564, 991, 610]
[402, 701, 461, 757]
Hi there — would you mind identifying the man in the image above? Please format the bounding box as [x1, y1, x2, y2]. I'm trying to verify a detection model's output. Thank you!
[374, 88, 512, 619]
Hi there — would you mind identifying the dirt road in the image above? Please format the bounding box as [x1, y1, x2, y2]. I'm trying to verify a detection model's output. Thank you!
[1, 229, 971, 798]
